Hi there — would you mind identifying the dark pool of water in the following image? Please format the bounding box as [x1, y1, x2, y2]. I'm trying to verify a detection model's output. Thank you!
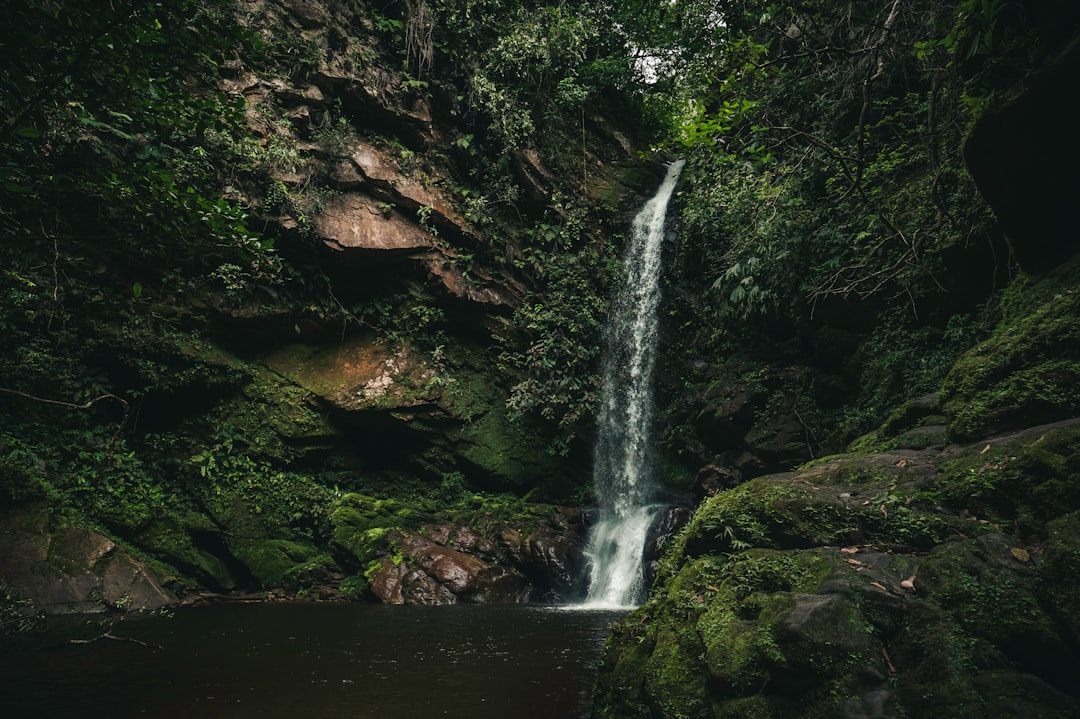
[0, 602, 625, 719]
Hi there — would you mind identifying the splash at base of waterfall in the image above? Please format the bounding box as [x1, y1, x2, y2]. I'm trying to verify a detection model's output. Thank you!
[580, 504, 666, 610]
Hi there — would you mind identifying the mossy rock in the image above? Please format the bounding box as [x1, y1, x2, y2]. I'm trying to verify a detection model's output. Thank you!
[454, 405, 551, 490]
[329, 493, 426, 567]
[191, 453, 337, 542]
[133, 518, 238, 590]
[847, 393, 948, 453]
[597, 536, 1080, 718]
[674, 455, 970, 562]
[437, 344, 560, 492]
[933, 420, 1080, 534]
[596, 549, 906, 719]
[894, 534, 1080, 716]
[643, 623, 711, 719]
[942, 257, 1080, 441]
[204, 364, 343, 467]
[229, 538, 323, 587]
[1037, 511, 1080, 651]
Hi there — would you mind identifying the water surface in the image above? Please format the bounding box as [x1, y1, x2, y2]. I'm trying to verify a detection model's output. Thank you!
[0, 602, 624, 718]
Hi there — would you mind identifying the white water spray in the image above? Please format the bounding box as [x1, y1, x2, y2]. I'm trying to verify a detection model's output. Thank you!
[583, 159, 684, 609]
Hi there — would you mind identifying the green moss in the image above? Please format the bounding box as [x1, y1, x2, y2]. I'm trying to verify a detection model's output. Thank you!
[942, 259, 1080, 440]
[918, 534, 1076, 682]
[711, 696, 773, 719]
[678, 467, 968, 560]
[230, 538, 321, 587]
[134, 518, 236, 589]
[1037, 511, 1080, 649]
[329, 493, 425, 567]
[440, 344, 560, 493]
[846, 394, 948, 454]
[894, 533, 1080, 717]
[701, 599, 787, 695]
[934, 422, 1080, 534]
[600, 549, 900, 719]
[893, 600, 985, 717]
[643, 625, 710, 719]
[680, 480, 799, 556]
[456, 406, 550, 488]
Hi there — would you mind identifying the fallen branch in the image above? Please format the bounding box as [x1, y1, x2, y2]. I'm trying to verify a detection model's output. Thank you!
[0, 387, 128, 414]
[0, 388, 130, 435]
[69, 632, 159, 649]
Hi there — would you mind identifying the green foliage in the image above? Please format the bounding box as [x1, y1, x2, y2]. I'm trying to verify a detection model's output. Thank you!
[502, 218, 611, 453]
[668, 0, 993, 333]
[0, 0, 287, 318]
[187, 425, 337, 540]
[836, 307, 987, 443]
[427, 1, 635, 153]
[0, 576, 44, 636]
[470, 6, 597, 147]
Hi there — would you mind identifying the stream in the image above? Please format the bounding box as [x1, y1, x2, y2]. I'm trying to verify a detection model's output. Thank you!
[0, 603, 624, 718]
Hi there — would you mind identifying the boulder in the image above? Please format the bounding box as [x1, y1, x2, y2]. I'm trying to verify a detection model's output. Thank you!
[368, 528, 530, 604]
[0, 510, 175, 615]
[963, 40, 1080, 273]
[315, 193, 436, 253]
[593, 420, 1080, 718]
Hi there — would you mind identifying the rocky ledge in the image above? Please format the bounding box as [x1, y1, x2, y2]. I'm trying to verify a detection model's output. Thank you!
[594, 416, 1080, 719]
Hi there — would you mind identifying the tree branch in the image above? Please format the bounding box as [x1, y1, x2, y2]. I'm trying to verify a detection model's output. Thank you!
[0, 388, 130, 435]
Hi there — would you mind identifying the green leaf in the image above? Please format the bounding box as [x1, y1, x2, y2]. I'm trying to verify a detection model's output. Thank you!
[131, 282, 143, 300]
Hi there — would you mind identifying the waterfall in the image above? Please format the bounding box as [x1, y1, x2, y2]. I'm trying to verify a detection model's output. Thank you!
[583, 159, 685, 608]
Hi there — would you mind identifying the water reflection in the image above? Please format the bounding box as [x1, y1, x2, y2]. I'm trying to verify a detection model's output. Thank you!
[0, 603, 625, 718]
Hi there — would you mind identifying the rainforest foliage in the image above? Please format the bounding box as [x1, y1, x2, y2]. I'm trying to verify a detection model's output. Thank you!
[639, 0, 1077, 451]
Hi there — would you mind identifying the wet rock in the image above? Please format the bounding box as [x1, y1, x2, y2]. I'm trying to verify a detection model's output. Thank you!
[315, 193, 436, 253]
[521, 524, 583, 597]
[693, 463, 741, 498]
[0, 512, 175, 614]
[368, 528, 531, 604]
[594, 420, 1080, 719]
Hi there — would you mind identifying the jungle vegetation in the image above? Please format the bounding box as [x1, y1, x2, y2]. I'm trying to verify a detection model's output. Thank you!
[1, 0, 1075, 612]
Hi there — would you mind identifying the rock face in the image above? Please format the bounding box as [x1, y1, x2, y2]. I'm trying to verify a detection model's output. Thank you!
[594, 420, 1080, 718]
[0, 508, 175, 615]
[331, 495, 587, 605]
[0, 0, 653, 616]
[963, 38, 1080, 273]
[315, 193, 436, 253]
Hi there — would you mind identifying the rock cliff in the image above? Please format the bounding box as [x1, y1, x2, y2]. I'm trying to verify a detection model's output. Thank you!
[0, 0, 655, 618]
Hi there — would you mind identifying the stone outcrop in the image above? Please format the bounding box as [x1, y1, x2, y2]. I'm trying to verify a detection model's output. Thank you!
[314, 193, 436, 253]
[331, 494, 587, 605]
[0, 507, 175, 615]
[963, 37, 1080, 273]
[594, 420, 1080, 718]
[368, 528, 531, 604]
[0, 0, 647, 618]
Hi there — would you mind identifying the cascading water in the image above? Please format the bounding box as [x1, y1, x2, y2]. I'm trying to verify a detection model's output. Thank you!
[583, 159, 685, 609]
